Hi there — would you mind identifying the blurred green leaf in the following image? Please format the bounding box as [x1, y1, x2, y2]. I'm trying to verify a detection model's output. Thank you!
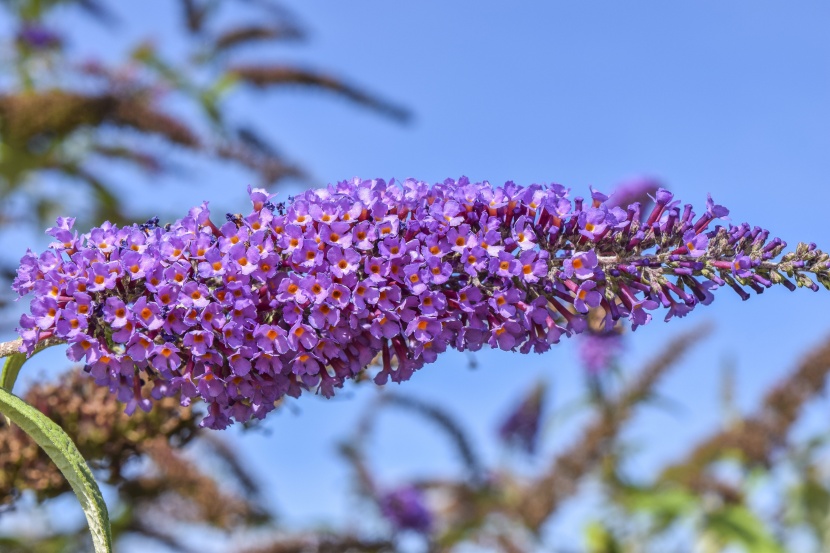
[619, 485, 698, 532]
[584, 521, 623, 553]
[703, 505, 785, 553]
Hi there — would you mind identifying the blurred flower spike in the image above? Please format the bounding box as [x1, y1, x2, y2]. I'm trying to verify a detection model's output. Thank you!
[498, 381, 547, 455]
[578, 331, 625, 374]
[606, 176, 662, 214]
[16, 24, 62, 50]
[13, 177, 830, 428]
[379, 485, 433, 534]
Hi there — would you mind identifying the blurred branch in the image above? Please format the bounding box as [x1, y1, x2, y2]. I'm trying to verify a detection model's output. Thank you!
[122, 438, 270, 529]
[213, 23, 304, 53]
[516, 323, 713, 531]
[215, 140, 304, 184]
[0, 0, 410, 238]
[76, 0, 118, 24]
[660, 333, 830, 493]
[230, 65, 411, 123]
[42, 161, 129, 224]
[379, 393, 484, 484]
[202, 432, 263, 498]
[121, 517, 197, 553]
[338, 440, 378, 499]
[0, 90, 199, 148]
[91, 144, 163, 174]
[238, 535, 393, 553]
[0, 91, 117, 146]
[113, 98, 201, 147]
[180, 0, 208, 34]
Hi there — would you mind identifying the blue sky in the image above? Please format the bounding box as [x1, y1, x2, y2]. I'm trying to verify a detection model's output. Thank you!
[2, 1, 830, 550]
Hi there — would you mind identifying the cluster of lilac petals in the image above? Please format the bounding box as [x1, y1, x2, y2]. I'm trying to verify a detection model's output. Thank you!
[13, 178, 830, 428]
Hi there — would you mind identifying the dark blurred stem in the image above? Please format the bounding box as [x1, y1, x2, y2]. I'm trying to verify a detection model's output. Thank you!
[516, 323, 712, 531]
[659, 333, 830, 493]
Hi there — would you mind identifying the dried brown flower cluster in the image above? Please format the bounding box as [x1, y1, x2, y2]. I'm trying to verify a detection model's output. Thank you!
[0, 0, 409, 238]
[515, 324, 713, 531]
[0, 367, 197, 505]
[0, 366, 273, 550]
[660, 334, 830, 497]
[0, 91, 199, 149]
[120, 438, 268, 530]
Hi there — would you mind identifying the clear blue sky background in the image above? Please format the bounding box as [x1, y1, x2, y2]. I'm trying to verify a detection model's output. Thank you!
[2, 2, 830, 550]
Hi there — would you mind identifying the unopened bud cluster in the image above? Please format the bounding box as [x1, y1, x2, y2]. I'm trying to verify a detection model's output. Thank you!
[13, 178, 830, 428]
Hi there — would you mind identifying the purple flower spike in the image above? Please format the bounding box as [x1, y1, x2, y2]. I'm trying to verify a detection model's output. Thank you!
[13, 179, 829, 428]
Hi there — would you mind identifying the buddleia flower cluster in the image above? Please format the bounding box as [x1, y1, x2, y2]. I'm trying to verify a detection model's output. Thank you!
[13, 178, 830, 428]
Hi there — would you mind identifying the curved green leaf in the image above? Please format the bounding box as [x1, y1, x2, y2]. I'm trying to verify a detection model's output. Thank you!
[0, 387, 112, 552]
[0, 353, 26, 393]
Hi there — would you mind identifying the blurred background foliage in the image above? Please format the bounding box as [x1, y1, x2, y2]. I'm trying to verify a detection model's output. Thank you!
[2, 1, 830, 552]
[0, 0, 408, 306]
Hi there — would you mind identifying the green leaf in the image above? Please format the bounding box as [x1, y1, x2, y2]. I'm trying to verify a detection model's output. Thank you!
[623, 486, 697, 517]
[0, 353, 26, 393]
[620, 486, 698, 532]
[584, 521, 623, 553]
[200, 73, 239, 127]
[703, 505, 784, 553]
[0, 387, 112, 552]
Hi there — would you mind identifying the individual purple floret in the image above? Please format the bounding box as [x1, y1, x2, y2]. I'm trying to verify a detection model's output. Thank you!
[13, 178, 830, 428]
[497, 382, 546, 455]
[379, 485, 433, 534]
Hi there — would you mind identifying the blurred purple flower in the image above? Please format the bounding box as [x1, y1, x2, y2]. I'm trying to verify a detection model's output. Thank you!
[577, 332, 625, 374]
[498, 382, 546, 455]
[16, 24, 62, 50]
[606, 176, 662, 219]
[379, 485, 432, 534]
